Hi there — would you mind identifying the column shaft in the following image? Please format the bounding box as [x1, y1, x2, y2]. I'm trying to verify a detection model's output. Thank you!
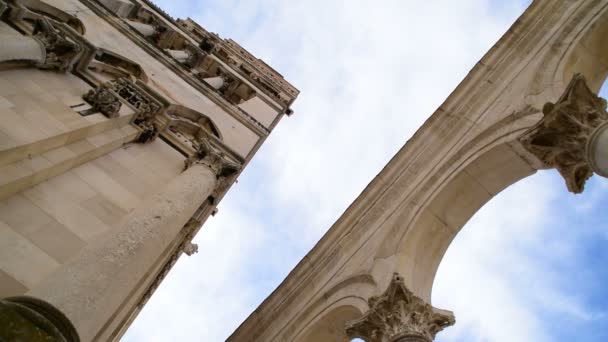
[27, 164, 217, 341]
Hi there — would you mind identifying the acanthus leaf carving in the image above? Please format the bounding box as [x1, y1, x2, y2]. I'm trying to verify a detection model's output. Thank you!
[520, 74, 608, 193]
[345, 273, 455, 342]
[184, 138, 241, 179]
[33, 17, 82, 72]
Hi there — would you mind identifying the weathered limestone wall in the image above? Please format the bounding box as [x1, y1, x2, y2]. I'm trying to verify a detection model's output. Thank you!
[0, 139, 184, 298]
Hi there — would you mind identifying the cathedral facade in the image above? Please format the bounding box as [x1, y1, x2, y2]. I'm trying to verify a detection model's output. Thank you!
[0, 1, 297, 341]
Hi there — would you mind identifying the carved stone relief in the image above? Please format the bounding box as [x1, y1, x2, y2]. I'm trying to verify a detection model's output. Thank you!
[345, 273, 455, 342]
[184, 139, 240, 178]
[520, 74, 608, 193]
[83, 85, 122, 118]
[32, 18, 82, 72]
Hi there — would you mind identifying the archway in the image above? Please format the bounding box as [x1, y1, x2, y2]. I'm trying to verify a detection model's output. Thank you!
[430, 81, 608, 342]
[227, 1, 608, 341]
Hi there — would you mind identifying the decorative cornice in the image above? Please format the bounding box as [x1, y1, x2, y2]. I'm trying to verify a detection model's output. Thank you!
[520, 74, 608, 193]
[345, 273, 455, 342]
[176, 17, 299, 108]
[85, 0, 272, 136]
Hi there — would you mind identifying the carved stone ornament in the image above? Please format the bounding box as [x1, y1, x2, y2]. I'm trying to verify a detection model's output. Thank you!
[183, 241, 199, 256]
[520, 74, 608, 193]
[107, 78, 162, 116]
[83, 86, 122, 118]
[345, 273, 455, 342]
[106, 78, 163, 142]
[184, 139, 240, 179]
[33, 18, 82, 72]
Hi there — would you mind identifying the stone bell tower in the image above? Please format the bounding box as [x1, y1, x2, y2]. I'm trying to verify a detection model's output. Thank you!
[0, 1, 298, 341]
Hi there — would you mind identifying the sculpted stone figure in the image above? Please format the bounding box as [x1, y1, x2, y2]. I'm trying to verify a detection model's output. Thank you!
[83, 86, 122, 118]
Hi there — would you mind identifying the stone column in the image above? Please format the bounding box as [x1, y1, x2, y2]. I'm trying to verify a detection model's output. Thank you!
[23, 144, 238, 341]
[345, 273, 455, 342]
[520, 73, 608, 193]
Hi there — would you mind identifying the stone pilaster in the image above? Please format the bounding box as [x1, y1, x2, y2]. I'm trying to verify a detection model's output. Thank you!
[520, 74, 608, 193]
[345, 273, 455, 342]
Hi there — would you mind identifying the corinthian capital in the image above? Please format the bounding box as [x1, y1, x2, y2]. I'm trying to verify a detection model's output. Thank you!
[345, 273, 455, 342]
[33, 18, 81, 72]
[520, 74, 608, 193]
[184, 139, 240, 179]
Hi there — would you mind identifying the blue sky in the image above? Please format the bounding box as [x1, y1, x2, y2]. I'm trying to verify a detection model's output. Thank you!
[123, 1, 608, 341]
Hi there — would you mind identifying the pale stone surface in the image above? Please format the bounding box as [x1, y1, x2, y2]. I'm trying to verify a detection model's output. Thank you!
[0, 1, 294, 340]
[0, 222, 59, 289]
[27, 163, 218, 341]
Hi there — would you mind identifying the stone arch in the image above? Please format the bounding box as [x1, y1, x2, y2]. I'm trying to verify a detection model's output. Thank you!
[528, 1, 608, 102]
[293, 302, 365, 342]
[375, 0, 608, 306]
[264, 274, 375, 342]
[227, 2, 608, 341]
[385, 111, 540, 303]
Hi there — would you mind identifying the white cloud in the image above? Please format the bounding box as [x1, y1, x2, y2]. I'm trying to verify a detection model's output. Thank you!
[121, 1, 608, 342]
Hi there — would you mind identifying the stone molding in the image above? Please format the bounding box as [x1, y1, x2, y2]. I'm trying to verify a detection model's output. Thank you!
[345, 273, 455, 342]
[520, 74, 608, 193]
